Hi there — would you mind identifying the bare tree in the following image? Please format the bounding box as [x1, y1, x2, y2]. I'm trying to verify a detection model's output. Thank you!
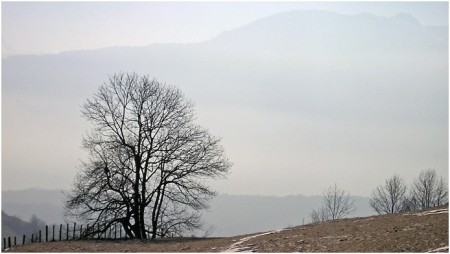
[310, 184, 356, 222]
[434, 177, 448, 207]
[323, 184, 356, 220]
[410, 169, 448, 210]
[29, 214, 46, 237]
[65, 73, 231, 239]
[369, 174, 407, 214]
[310, 206, 329, 223]
[400, 194, 419, 212]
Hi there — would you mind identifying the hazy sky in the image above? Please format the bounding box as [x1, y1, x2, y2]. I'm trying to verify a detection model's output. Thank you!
[2, 2, 448, 56]
[2, 2, 449, 197]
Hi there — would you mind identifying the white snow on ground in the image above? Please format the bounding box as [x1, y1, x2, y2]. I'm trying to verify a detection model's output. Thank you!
[427, 246, 449, 253]
[222, 229, 286, 252]
[405, 208, 449, 217]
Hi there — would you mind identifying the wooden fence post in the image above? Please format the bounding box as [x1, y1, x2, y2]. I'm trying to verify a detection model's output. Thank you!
[31, 234, 34, 243]
[98, 224, 100, 239]
[45, 225, 48, 242]
[3, 238, 6, 250]
[66, 223, 69, 240]
[59, 224, 62, 241]
[8, 237, 11, 248]
[22, 235, 26, 245]
[80, 225, 83, 240]
[52, 225, 55, 241]
[39, 230, 41, 242]
[86, 224, 90, 239]
[120, 226, 122, 239]
[73, 223, 76, 239]
[14, 236, 16, 246]
[114, 225, 117, 239]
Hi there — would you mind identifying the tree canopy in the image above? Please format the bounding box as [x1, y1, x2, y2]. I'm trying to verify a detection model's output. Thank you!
[65, 73, 231, 239]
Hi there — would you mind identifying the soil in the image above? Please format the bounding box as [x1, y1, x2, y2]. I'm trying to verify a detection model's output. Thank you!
[5, 206, 448, 252]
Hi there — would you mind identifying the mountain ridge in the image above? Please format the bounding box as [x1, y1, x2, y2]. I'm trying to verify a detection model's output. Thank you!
[3, 10, 447, 60]
[209, 9, 445, 52]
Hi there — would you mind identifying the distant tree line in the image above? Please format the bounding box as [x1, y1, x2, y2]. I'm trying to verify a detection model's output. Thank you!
[370, 169, 448, 214]
[310, 169, 447, 223]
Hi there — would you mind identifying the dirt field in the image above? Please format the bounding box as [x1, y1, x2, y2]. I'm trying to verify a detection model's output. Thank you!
[5, 206, 448, 252]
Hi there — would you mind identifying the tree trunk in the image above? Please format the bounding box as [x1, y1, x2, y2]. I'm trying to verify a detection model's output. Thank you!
[121, 221, 134, 239]
[133, 155, 142, 239]
[139, 201, 147, 239]
[151, 193, 161, 240]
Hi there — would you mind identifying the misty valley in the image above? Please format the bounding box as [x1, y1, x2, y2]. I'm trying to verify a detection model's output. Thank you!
[2, 4, 448, 253]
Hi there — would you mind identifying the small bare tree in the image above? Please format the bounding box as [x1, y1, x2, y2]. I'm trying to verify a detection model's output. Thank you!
[323, 184, 356, 220]
[410, 169, 448, 209]
[400, 194, 419, 212]
[434, 177, 448, 207]
[310, 184, 356, 222]
[310, 206, 329, 223]
[29, 214, 46, 238]
[369, 174, 407, 214]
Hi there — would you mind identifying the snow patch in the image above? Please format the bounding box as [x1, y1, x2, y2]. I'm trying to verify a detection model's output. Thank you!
[428, 246, 449, 253]
[411, 208, 448, 217]
[222, 229, 286, 252]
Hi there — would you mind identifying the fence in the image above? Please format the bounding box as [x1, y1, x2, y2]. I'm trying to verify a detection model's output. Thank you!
[2, 222, 129, 251]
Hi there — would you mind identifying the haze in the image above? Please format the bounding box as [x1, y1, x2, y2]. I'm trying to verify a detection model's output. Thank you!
[2, 2, 448, 56]
[2, 2, 448, 197]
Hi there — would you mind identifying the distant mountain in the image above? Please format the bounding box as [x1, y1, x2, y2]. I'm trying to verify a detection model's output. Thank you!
[2, 189, 65, 226]
[3, 10, 446, 129]
[210, 10, 446, 52]
[2, 189, 374, 237]
[1, 211, 45, 239]
[3, 10, 447, 103]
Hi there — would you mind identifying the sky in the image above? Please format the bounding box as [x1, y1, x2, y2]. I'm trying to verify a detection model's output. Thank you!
[1, 1, 449, 197]
[2, 1, 448, 57]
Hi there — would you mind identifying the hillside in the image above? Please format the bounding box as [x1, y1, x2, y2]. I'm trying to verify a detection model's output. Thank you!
[6, 205, 448, 252]
[2, 189, 64, 226]
[2, 211, 29, 238]
[2, 189, 374, 237]
[203, 194, 373, 236]
[1, 211, 45, 240]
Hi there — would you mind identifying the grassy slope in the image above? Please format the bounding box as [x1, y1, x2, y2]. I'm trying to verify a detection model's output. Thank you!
[5, 205, 448, 252]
